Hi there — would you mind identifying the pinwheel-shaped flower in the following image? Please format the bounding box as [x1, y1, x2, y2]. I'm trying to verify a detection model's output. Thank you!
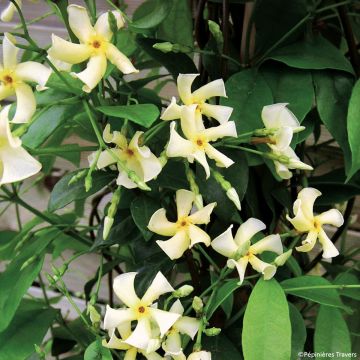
[103, 321, 164, 359]
[161, 73, 232, 125]
[163, 300, 199, 359]
[262, 103, 305, 150]
[287, 187, 343, 258]
[166, 105, 237, 178]
[0, 33, 51, 123]
[148, 189, 216, 260]
[104, 272, 180, 351]
[94, 124, 162, 189]
[48, 5, 138, 93]
[0, 105, 41, 185]
[211, 218, 284, 284]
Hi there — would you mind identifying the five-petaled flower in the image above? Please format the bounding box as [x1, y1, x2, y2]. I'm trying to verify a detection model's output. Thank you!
[104, 272, 180, 351]
[211, 218, 284, 284]
[0, 33, 51, 123]
[148, 189, 216, 260]
[48, 5, 138, 93]
[166, 105, 237, 178]
[287, 187, 344, 258]
[93, 124, 162, 189]
[0, 105, 41, 185]
[161, 73, 233, 125]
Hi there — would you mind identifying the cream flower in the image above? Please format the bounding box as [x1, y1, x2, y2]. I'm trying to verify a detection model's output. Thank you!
[94, 124, 162, 189]
[262, 103, 305, 150]
[104, 272, 180, 351]
[148, 189, 216, 260]
[211, 218, 284, 284]
[161, 73, 232, 125]
[0, 33, 51, 123]
[166, 105, 237, 178]
[163, 300, 199, 360]
[269, 145, 313, 180]
[187, 351, 212, 360]
[0, 105, 41, 185]
[48, 5, 138, 92]
[286, 187, 344, 258]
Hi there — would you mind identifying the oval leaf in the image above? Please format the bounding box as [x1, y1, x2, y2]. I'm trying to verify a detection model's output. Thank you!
[84, 339, 112, 360]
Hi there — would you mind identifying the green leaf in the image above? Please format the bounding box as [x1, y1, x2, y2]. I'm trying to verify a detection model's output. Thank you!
[347, 79, 360, 179]
[268, 36, 354, 74]
[313, 71, 354, 174]
[45, 71, 83, 94]
[202, 334, 243, 360]
[281, 276, 350, 311]
[206, 279, 239, 319]
[131, 0, 173, 30]
[84, 339, 112, 360]
[242, 278, 291, 360]
[130, 195, 160, 241]
[289, 303, 306, 360]
[334, 273, 360, 301]
[97, 104, 160, 128]
[0, 300, 57, 360]
[155, 161, 189, 190]
[221, 69, 273, 133]
[314, 305, 351, 356]
[22, 105, 78, 148]
[158, 0, 193, 47]
[48, 170, 115, 212]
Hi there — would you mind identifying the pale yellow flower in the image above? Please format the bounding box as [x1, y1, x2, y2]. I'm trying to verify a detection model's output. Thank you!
[0, 105, 41, 185]
[211, 218, 284, 284]
[148, 189, 216, 260]
[166, 105, 237, 178]
[104, 272, 180, 351]
[48, 5, 138, 92]
[0, 33, 51, 123]
[94, 124, 162, 189]
[287, 187, 343, 258]
[161, 73, 232, 125]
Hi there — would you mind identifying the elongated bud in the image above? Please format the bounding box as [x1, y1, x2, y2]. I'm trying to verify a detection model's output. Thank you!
[103, 186, 121, 239]
[126, 168, 151, 191]
[153, 42, 192, 54]
[20, 255, 38, 271]
[192, 296, 204, 314]
[226, 188, 241, 210]
[173, 285, 194, 298]
[46, 273, 58, 286]
[208, 20, 224, 52]
[87, 304, 101, 327]
[204, 327, 221, 336]
[103, 216, 114, 240]
[186, 165, 203, 209]
[159, 150, 168, 167]
[195, 194, 204, 210]
[68, 169, 87, 185]
[274, 249, 292, 266]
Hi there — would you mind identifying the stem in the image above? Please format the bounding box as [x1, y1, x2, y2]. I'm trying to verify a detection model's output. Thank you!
[14, 10, 55, 30]
[285, 284, 360, 292]
[30, 146, 98, 155]
[143, 121, 169, 144]
[197, 49, 242, 67]
[196, 245, 220, 273]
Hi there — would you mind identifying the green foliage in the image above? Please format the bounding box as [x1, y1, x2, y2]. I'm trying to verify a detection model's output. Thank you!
[84, 339, 112, 360]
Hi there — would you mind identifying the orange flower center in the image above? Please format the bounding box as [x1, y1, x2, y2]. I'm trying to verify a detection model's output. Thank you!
[138, 306, 145, 314]
[92, 40, 101, 49]
[125, 148, 134, 157]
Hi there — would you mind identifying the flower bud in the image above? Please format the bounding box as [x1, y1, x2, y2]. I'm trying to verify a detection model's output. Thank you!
[153, 42, 175, 53]
[226, 187, 241, 210]
[192, 296, 204, 314]
[208, 20, 223, 52]
[173, 285, 194, 298]
[103, 216, 114, 240]
[87, 304, 101, 326]
[204, 327, 221, 336]
[194, 194, 204, 210]
[274, 249, 292, 266]
[188, 351, 212, 360]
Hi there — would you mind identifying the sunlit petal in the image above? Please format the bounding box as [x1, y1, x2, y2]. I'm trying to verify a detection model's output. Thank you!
[124, 317, 152, 350]
[193, 150, 210, 179]
[67, 4, 95, 43]
[103, 305, 136, 329]
[12, 83, 36, 123]
[295, 230, 318, 253]
[211, 225, 238, 258]
[156, 230, 190, 260]
[188, 202, 216, 224]
[192, 78, 226, 102]
[262, 103, 303, 131]
[250, 234, 283, 255]
[201, 103, 233, 124]
[166, 122, 194, 159]
[176, 189, 195, 218]
[95, 10, 124, 40]
[202, 121, 237, 142]
[227, 257, 248, 285]
[188, 224, 211, 247]
[142, 271, 175, 305]
[106, 43, 138, 74]
[297, 187, 321, 220]
[174, 316, 199, 339]
[273, 127, 293, 150]
[180, 104, 199, 140]
[286, 199, 314, 232]
[248, 255, 277, 280]
[0, 84, 15, 100]
[148, 208, 177, 236]
[274, 161, 292, 180]
[205, 144, 234, 168]
[113, 272, 140, 307]
[316, 209, 344, 227]
[149, 308, 180, 337]
[177, 73, 198, 104]
[3, 33, 18, 68]
[318, 228, 339, 258]
[163, 332, 183, 356]
[234, 218, 266, 247]
[15, 61, 52, 89]
[161, 97, 182, 121]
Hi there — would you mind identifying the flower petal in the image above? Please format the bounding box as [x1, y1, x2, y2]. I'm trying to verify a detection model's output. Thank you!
[188, 202, 216, 224]
[176, 189, 195, 218]
[177, 73, 198, 104]
[149, 308, 181, 337]
[295, 230, 318, 253]
[169, 299, 184, 315]
[166, 122, 194, 159]
[318, 228, 339, 258]
[205, 144, 234, 168]
[48, 34, 92, 64]
[106, 43, 138, 74]
[174, 316, 199, 339]
[161, 97, 182, 121]
[274, 160, 292, 180]
[143, 351, 165, 360]
[124, 317, 152, 350]
[286, 199, 313, 232]
[211, 225, 238, 258]
[188, 351, 212, 360]
[102, 332, 130, 350]
[262, 103, 302, 130]
[3, 33, 18, 68]
[124, 348, 138, 360]
[95, 11, 124, 41]
[103, 305, 136, 329]
[234, 218, 266, 247]
[188, 224, 211, 247]
[156, 230, 190, 260]
[103, 124, 127, 148]
[316, 209, 344, 228]
[163, 332, 183, 356]
[116, 169, 138, 189]
[273, 127, 293, 150]
[248, 255, 277, 280]
[250, 234, 283, 255]
[67, 4, 95, 43]
[96, 149, 118, 169]
[192, 78, 226, 102]
[297, 187, 321, 221]
[202, 121, 237, 142]
[1, 2, 19, 22]
[12, 83, 36, 123]
[148, 208, 177, 236]
[142, 271, 175, 305]
[113, 272, 140, 307]
[227, 257, 248, 285]
[274, 249, 293, 266]
[71, 53, 107, 92]
[201, 103, 233, 124]
[180, 104, 200, 140]
[193, 150, 210, 179]
[15, 61, 52, 89]
[0, 84, 15, 100]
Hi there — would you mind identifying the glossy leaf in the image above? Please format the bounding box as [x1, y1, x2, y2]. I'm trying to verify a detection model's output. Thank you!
[289, 303, 307, 360]
[202, 334, 243, 360]
[84, 339, 112, 360]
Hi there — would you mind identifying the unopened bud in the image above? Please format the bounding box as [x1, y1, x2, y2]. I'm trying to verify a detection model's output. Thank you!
[103, 216, 114, 240]
[85, 172, 93, 192]
[188, 351, 212, 360]
[20, 255, 38, 271]
[274, 249, 292, 266]
[173, 285, 194, 298]
[87, 304, 101, 326]
[208, 20, 223, 52]
[68, 169, 87, 185]
[204, 327, 221, 336]
[153, 42, 174, 53]
[194, 194, 204, 210]
[226, 187, 241, 210]
[192, 296, 204, 314]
